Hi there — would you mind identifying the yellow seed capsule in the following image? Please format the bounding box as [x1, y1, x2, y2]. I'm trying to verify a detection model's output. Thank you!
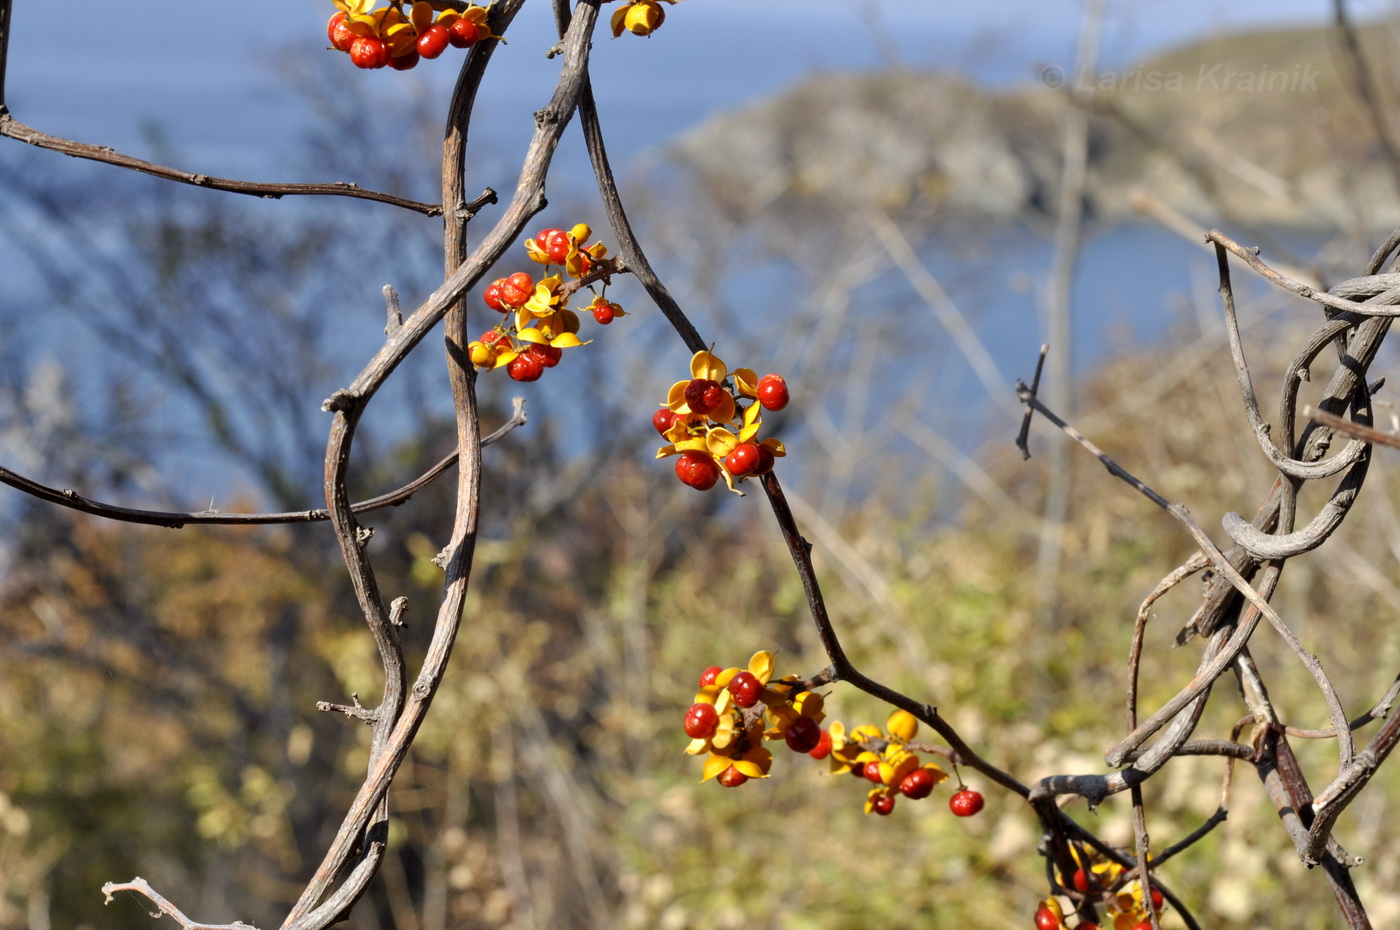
[886, 709, 918, 742]
[468, 341, 498, 367]
[623, 0, 665, 36]
[569, 223, 592, 244]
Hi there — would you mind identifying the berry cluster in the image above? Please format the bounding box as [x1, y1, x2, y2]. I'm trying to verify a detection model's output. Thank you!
[655, 351, 788, 493]
[1032, 866, 1167, 930]
[824, 711, 980, 818]
[327, 1, 492, 71]
[609, 0, 677, 38]
[467, 224, 623, 382]
[683, 660, 983, 819]
[682, 652, 821, 786]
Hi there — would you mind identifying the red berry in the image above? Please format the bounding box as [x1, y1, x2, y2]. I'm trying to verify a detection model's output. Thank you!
[751, 444, 776, 476]
[1033, 907, 1061, 930]
[723, 442, 761, 477]
[698, 665, 722, 688]
[808, 728, 833, 760]
[717, 765, 748, 788]
[481, 329, 509, 347]
[674, 451, 720, 491]
[507, 353, 544, 383]
[1131, 924, 1153, 930]
[757, 373, 789, 411]
[898, 767, 935, 800]
[863, 761, 884, 784]
[497, 272, 533, 309]
[527, 343, 562, 368]
[784, 717, 822, 754]
[1148, 886, 1164, 910]
[949, 788, 984, 817]
[350, 36, 390, 69]
[1079, 924, 1099, 930]
[653, 408, 677, 436]
[683, 378, 725, 415]
[536, 228, 571, 264]
[592, 303, 616, 325]
[388, 49, 420, 70]
[448, 17, 485, 47]
[872, 794, 895, 816]
[417, 24, 450, 58]
[683, 702, 719, 739]
[727, 671, 762, 707]
[484, 281, 507, 312]
[1072, 869, 1094, 893]
[328, 13, 357, 52]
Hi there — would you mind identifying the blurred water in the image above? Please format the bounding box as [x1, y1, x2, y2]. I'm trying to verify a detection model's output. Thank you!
[0, 1, 1341, 509]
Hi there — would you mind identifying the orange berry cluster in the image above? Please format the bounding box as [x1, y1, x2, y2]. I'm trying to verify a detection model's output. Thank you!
[467, 224, 623, 382]
[327, 2, 492, 71]
[1032, 869, 1166, 930]
[683, 654, 984, 819]
[655, 352, 788, 494]
[681, 653, 827, 788]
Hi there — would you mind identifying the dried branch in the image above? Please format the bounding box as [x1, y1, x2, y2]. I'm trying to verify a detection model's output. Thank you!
[0, 115, 444, 215]
[282, 3, 589, 925]
[1305, 404, 1400, 450]
[0, 398, 526, 527]
[102, 878, 257, 930]
[1016, 386, 1355, 774]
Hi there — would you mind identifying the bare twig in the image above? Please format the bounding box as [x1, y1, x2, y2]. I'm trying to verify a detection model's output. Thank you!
[1016, 385, 1355, 775]
[0, 115, 444, 215]
[102, 879, 257, 930]
[0, 398, 526, 528]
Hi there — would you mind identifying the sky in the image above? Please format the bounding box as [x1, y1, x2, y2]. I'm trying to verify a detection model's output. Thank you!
[5, 0, 1397, 177]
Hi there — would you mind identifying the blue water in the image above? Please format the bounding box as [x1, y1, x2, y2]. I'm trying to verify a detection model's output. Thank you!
[0, 1, 1344, 509]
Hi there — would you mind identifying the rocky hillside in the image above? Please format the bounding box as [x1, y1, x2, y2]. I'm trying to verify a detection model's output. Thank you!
[669, 19, 1400, 230]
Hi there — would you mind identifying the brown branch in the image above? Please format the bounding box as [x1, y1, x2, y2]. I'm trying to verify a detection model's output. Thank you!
[0, 398, 525, 528]
[0, 114, 444, 215]
[1305, 404, 1400, 450]
[1016, 386, 1355, 774]
[281, 3, 588, 925]
[103, 878, 257, 930]
[566, 0, 705, 356]
[1207, 229, 1400, 316]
